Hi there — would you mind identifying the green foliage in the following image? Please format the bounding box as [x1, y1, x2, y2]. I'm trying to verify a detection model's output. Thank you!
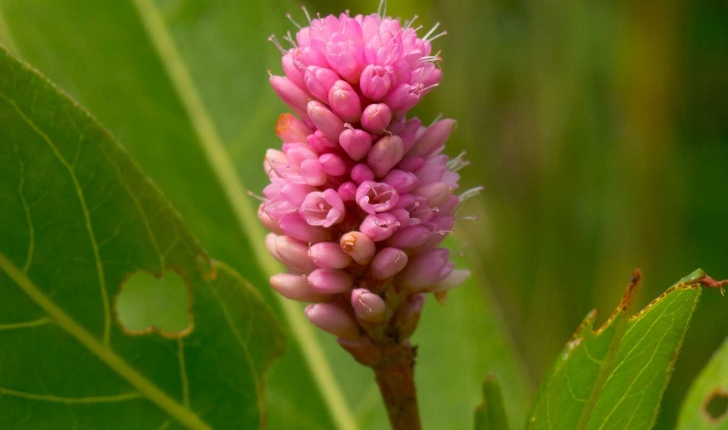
[528, 270, 710, 429]
[678, 337, 728, 429]
[474, 376, 511, 430]
[0, 47, 284, 428]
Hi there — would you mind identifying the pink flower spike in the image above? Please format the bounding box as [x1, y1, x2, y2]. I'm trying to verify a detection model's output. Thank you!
[361, 103, 393, 134]
[351, 288, 387, 323]
[339, 128, 373, 161]
[304, 65, 341, 102]
[328, 80, 362, 123]
[367, 135, 405, 178]
[371, 247, 409, 280]
[360, 213, 400, 241]
[413, 182, 452, 208]
[270, 75, 310, 119]
[270, 273, 332, 302]
[300, 189, 345, 227]
[360, 64, 393, 101]
[310, 242, 353, 269]
[340, 231, 376, 265]
[307, 100, 345, 141]
[356, 180, 400, 214]
[308, 268, 355, 294]
[305, 303, 360, 340]
[407, 119, 456, 158]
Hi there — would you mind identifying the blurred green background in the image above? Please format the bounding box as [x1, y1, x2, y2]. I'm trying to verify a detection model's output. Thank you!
[2, 0, 726, 428]
[317, 0, 728, 427]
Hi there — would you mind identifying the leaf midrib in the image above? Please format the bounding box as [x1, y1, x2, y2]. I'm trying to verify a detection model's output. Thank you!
[126, 1, 358, 429]
[0, 251, 212, 430]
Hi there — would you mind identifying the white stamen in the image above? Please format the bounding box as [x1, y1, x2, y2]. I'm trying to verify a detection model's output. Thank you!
[247, 190, 266, 202]
[423, 22, 441, 40]
[404, 15, 419, 30]
[425, 30, 447, 43]
[286, 13, 302, 29]
[302, 6, 312, 24]
[377, 0, 388, 18]
[267, 34, 287, 55]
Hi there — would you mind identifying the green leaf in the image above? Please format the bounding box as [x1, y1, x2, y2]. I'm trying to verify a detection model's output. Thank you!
[0, 47, 284, 429]
[527, 269, 715, 430]
[677, 337, 728, 429]
[475, 376, 511, 430]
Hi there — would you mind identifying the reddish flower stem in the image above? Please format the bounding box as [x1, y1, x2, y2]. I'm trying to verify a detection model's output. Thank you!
[372, 343, 421, 430]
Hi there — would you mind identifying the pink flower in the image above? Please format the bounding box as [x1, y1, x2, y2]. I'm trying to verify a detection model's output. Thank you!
[260, 6, 478, 358]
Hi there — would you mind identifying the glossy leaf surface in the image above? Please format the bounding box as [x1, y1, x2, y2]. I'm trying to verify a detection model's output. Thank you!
[0, 48, 284, 429]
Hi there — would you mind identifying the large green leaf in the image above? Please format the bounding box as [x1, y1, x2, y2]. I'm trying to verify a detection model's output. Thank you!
[0, 47, 283, 429]
[0, 1, 533, 428]
[677, 336, 728, 429]
[528, 269, 721, 430]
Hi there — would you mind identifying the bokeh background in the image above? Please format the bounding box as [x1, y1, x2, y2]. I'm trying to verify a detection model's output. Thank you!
[2, 0, 726, 428]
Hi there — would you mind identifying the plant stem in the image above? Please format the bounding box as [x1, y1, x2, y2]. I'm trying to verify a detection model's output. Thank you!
[372, 342, 421, 430]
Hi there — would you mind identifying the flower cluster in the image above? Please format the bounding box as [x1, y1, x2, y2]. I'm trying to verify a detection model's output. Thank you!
[259, 7, 476, 362]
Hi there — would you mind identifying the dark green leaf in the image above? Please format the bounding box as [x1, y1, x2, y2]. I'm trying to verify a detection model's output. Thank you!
[475, 375, 511, 430]
[528, 270, 712, 430]
[0, 47, 284, 429]
[677, 336, 728, 429]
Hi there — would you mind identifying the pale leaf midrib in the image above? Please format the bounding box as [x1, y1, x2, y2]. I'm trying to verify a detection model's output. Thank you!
[0, 251, 212, 430]
[127, 1, 357, 429]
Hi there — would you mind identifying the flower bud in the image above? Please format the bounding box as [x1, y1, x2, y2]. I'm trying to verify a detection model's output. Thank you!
[275, 113, 312, 143]
[351, 288, 386, 323]
[310, 242, 353, 269]
[270, 273, 331, 302]
[339, 128, 373, 161]
[395, 294, 426, 339]
[304, 65, 340, 102]
[308, 268, 355, 294]
[400, 248, 453, 289]
[275, 235, 312, 273]
[413, 182, 452, 208]
[351, 164, 375, 184]
[270, 75, 310, 119]
[361, 103, 392, 134]
[319, 153, 348, 176]
[367, 135, 404, 178]
[300, 159, 327, 186]
[337, 182, 358, 202]
[385, 225, 431, 249]
[305, 303, 359, 340]
[279, 214, 332, 243]
[307, 100, 345, 141]
[282, 53, 306, 88]
[383, 170, 419, 194]
[370, 247, 409, 280]
[340, 231, 376, 265]
[360, 65, 393, 101]
[407, 119, 456, 158]
[328, 80, 362, 123]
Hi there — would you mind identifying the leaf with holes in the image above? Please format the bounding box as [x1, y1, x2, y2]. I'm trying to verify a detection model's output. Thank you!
[677, 337, 728, 429]
[0, 47, 284, 429]
[527, 269, 726, 430]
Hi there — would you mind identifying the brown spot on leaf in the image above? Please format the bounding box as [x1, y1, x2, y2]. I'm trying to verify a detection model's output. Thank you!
[703, 388, 728, 423]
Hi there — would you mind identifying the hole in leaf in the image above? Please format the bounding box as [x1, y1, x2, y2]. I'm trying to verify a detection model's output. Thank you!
[115, 270, 193, 338]
[704, 389, 728, 422]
